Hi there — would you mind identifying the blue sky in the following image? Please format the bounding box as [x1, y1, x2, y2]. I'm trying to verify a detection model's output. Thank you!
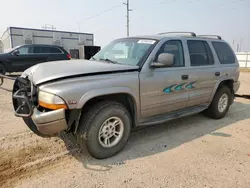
[1, 0, 249, 51]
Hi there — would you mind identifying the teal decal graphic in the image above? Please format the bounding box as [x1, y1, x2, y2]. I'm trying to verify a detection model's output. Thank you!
[163, 81, 197, 93]
[175, 83, 186, 91]
[186, 81, 196, 89]
[163, 84, 177, 93]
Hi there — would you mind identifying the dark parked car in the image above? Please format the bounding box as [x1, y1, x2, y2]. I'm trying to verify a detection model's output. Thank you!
[0, 44, 71, 74]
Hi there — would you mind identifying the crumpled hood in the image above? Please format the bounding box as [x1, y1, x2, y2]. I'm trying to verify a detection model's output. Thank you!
[22, 59, 139, 85]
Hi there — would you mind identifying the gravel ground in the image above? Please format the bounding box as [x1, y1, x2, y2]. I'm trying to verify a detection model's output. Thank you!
[0, 73, 250, 188]
[237, 72, 250, 95]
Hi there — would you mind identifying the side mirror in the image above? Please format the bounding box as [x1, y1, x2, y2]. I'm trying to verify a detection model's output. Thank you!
[12, 50, 20, 56]
[151, 53, 174, 68]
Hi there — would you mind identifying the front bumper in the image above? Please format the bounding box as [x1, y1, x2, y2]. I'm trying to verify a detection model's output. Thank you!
[31, 108, 68, 135]
[9, 76, 68, 136]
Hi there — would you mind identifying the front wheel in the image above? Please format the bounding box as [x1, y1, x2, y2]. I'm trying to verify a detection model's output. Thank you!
[77, 101, 131, 159]
[204, 86, 232, 119]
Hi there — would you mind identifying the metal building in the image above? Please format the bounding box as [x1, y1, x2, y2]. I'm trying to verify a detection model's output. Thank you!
[1, 26, 96, 58]
[235, 52, 250, 68]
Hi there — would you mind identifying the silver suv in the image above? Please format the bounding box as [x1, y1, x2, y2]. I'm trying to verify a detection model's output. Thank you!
[2, 32, 240, 159]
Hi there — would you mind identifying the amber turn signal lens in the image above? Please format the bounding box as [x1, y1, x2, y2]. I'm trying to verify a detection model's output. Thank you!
[39, 100, 68, 110]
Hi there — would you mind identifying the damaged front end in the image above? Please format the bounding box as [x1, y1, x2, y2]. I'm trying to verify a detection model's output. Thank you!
[1, 74, 34, 117]
[0, 73, 80, 137]
[1, 74, 46, 136]
[12, 76, 36, 117]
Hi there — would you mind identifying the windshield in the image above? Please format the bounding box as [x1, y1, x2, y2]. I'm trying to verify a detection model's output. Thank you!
[92, 38, 157, 66]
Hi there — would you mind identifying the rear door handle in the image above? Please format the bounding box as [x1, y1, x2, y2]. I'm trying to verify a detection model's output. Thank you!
[215, 72, 220, 76]
[182, 75, 189, 80]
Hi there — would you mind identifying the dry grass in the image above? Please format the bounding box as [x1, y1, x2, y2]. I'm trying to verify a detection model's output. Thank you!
[240, 68, 250, 72]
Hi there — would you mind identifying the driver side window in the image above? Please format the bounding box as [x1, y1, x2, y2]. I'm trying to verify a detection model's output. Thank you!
[18, 46, 32, 55]
[156, 40, 185, 67]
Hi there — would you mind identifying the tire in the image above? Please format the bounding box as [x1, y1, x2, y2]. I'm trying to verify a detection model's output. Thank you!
[0, 63, 6, 75]
[77, 101, 131, 159]
[204, 86, 232, 119]
[22, 117, 51, 137]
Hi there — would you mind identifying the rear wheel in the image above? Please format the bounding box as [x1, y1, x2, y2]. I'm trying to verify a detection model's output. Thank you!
[204, 86, 232, 119]
[0, 64, 6, 75]
[77, 101, 131, 159]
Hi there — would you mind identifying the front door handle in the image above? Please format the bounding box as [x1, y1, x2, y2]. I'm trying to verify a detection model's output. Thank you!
[182, 75, 189, 80]
[215, 72, 220, 76]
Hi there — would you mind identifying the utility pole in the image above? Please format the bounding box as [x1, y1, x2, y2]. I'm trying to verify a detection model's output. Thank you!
[239, 38, 243, 52]
[123, 0, 132, 36]
[232, 40, 235, 51]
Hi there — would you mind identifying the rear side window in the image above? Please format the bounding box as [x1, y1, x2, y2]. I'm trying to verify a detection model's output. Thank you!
[34, 47, 50, 53]
[187, 40, 214, 66]
[50, 47, 62, 53]
[212, 42, 235, 64]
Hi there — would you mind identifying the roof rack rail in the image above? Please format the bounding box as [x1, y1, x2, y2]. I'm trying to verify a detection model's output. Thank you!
[197, 35, 222, 40]
[158, 32, 196, 37]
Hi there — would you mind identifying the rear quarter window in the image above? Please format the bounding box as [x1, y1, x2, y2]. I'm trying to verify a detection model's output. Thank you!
[212, 42, 235, 64]
[50, 47, 62, 53]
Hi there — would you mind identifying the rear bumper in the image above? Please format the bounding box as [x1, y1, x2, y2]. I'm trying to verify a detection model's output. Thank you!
[31, 108, 68, 135]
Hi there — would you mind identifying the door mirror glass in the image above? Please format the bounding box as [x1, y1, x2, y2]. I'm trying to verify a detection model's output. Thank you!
[151, 53, 174, 68]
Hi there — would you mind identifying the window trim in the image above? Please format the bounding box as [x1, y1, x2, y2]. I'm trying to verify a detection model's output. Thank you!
[211, 41, 236, 64]
[187, 40, 215, 67]
[12, 45, 64, 55]
[203, 41, 215, 65]
[15, 46, 32, 55]
[154, 39, 185, 68]
[33, 46, 64, 54]
[49, 47, 64, 54]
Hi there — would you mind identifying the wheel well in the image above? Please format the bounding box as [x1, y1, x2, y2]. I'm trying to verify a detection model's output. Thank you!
[81, 93, 137, 127]
[217, 79, 234, 103]
[218, 80, 234, 93]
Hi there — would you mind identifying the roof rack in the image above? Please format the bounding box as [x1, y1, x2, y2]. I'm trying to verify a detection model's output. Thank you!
[158, 32, 196, 37]
[197, 35, 222, 40]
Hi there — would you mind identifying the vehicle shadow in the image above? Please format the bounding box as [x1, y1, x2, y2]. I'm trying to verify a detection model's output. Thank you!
[59, 100, 250, 171]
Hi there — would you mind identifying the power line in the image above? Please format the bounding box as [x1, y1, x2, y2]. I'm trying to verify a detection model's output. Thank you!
[132, 0, 178, 11]
[79, 4, 122, 23]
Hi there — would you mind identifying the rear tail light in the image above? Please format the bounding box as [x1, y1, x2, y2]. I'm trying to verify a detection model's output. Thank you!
[67, 54, 71, 59]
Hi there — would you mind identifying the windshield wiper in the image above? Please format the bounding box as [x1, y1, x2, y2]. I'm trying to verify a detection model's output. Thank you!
[99, 58, 119, 64]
